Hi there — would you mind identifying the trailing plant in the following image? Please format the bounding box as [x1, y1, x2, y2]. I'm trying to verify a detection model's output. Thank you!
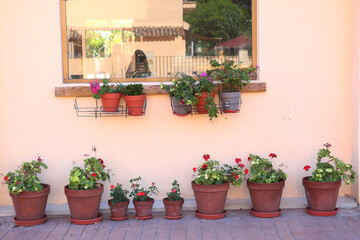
[123, 84, 144, 96]
[90, 79, 124, 99]
[303, 143, 356, 184]
[129, 176, 159, 201]
[166, 180, 182, 201]
[3, 155, 48, 196]
[109, 183, 129, 205]
[196, 73, 218, 120]
[192, 154, 245, 187]
[247, 153, 287, 183]
[68, 146, 111, 190]
[208, 59, 258, 92]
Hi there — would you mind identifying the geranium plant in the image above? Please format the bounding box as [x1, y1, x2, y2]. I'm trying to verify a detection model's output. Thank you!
[129, 176, 159, 201]
[90, 79, 124, 99]
[68, 147, 111, 190]
[109, 183, 129, 205]
[247, 153, 287, 183]
[303, 143, 356, 184]
[192, 154, 245, 186]
[166, 180, 182, 201]
[195, 73, 218, 120]
[3, 155, 48, 195]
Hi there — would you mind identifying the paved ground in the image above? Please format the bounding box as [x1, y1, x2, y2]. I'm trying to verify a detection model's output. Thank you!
[1, 209, 360, 240]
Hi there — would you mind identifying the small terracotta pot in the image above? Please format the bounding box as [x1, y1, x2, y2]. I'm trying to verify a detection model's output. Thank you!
[10, 183, 50, 222]
[191, 181, 229, 215]
[196, 92, 215, 114]
[124, 94, 146, 116]
[133, 198, 154, 217]
[64, 184, 103, 220]
[163, 198, 184, 217]
[108, 199, 129, 219]
[101, 93, 122, 112]
[247, 180, 285, 213]
[303, 176, 341, 212]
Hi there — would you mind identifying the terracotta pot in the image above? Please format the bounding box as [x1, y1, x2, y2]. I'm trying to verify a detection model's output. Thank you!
[133, 198, 154, 217]
[101, 93, 122, 112]
[124, 94, 146, 116]
[108, 199, 129, 219]
[196, 92, 215, 114]
[10, 183, 50, 222]
[191, 181, 229, 215]
[163, 198, 184, 217]
[303, 176, 341, 211]
[64, 184, 103, 220]
[247, 180, 285, 213]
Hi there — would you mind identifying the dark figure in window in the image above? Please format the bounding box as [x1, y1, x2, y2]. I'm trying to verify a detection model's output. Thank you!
[126, 50, 151, 78]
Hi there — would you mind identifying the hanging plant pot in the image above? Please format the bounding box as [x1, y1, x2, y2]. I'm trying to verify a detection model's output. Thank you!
[302, 177, 341, 216]
[171, 97, 191, 116]
[10, 183, 50, 226]
[247, 180, 285, 218]
[196, 92, 215, 114]
[219, 91, 241, 113]
[101, 93, 122, 112]
[163, 197, 184, 219]
[64, 184, 103, 224]
[124, 94, 146, 116]
[191, 181, 229, 219]
[133, 198, 154, 219]
[108, 199, 129, 221]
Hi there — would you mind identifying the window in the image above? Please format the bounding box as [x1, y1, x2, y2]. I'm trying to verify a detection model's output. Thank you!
[61, 0, 257, 83]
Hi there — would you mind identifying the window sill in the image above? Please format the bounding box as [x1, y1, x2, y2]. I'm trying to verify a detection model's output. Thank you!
[55, 82, 266, 97]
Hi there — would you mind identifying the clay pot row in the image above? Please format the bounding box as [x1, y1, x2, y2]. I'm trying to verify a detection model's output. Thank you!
[101, 93, 146, 116]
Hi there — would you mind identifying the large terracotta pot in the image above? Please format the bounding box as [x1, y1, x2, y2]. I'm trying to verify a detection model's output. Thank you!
[101, 93, 122, 112]
[196, 92, 215, 114]
[64, 184, 103, 220]
[133, 198, 154, 217]
[124, 94, 146, 116]
[303, 176, 341, 211]
[163, 197, 184, 218]
[191, 181, 229, 215]
[10, 183, 50, 221]
[247, 180, 285, 212]
[108, 199, 129, 219]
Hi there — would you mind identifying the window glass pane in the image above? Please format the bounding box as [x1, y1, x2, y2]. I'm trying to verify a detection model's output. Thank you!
[65, 0, 252, 80]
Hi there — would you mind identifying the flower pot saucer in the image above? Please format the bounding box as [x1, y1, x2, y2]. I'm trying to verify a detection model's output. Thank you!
[134, 214, 152, 220]
[195, 210, 227, 219]
[110, 215, 128, 221]
[70, 213, 103, 225]
[249, 209, 282, 218]
[173, 111, 190, 117]
[14, 214, 48, 226]
[223, 110, 239, 113]
[164, 214, 182, 219]
[306, 207, 338, 217]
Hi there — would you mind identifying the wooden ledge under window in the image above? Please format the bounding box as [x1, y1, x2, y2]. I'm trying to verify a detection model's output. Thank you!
[55, 82, 266, 97]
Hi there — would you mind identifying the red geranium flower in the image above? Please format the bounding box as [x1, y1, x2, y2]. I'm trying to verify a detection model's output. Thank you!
[98, 158, 104, 164]
[110, 185, 115, 189]
[269, 153, 277, 158]
[202, 164, 208, 169]
[235, 175, 239, 180]
[137, 192, 142, 197]
[172, 189, 176, 193]
[239, 163, 245, 168]
[152, 182, 155, 186]
[304, 165, 311, 171]
[193, 167, 197, 172]
[203, 154, 210, 161]
[248, 157, 252, 161]
[37, 157, 41, 162]
[180, 99, 185, 105]
[235, 158, 241, 164]
[4, 176, 8, 181]
[244, 169, 249, 174]
[324, 143, 332, 148]
[91, 173, 97, 177]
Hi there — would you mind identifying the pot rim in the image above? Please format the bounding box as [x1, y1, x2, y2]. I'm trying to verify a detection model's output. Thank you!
[302, 176, 341, 189]
[108, 199, 130, 207]
[64, 183, 104, 197]
[163, 197, 185, 202]
[9, 183, 50, 199]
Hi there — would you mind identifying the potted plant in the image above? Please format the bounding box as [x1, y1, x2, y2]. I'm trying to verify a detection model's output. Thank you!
[246, 153, 287, 218]
[160, 74, 199, 116]
[3, 156, 50, 226]
[208, 59, 257, 113]
[90, 79, 124, 112]
[163, 180, 184, 219]
[303, 143, 356, 216]
[123, 83, 146, 116]
[64, 147, 111, 224]
[192, 154, 245, 219]
[129, 176, 159, 220]
[108, 183, 129, 221]
[195, 73, 218, 120]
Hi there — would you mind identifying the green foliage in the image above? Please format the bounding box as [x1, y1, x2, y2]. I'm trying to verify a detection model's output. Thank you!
[195, 73, 218, 120]
[208, 59, 257, 92]
[161, 74, 199, 105]
[123, 84, 144, 96]
[247, 154, 287, 183]
[129, 176, 159, 201]
[110, 184, 129, 205]
[91, 79, 124, 99]
[307, 144, 357, 184]
[166, 180, 182, 201]
[3, 156, 48, 195]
